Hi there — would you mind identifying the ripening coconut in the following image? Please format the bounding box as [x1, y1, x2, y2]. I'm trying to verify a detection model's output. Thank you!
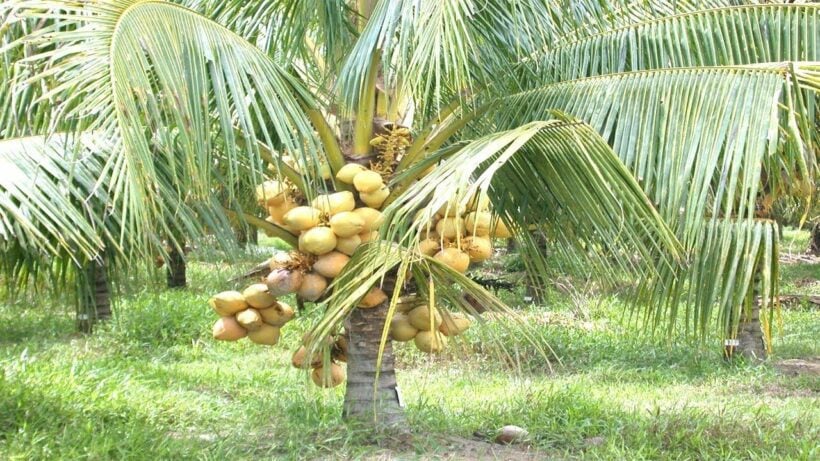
[335, 234, 361, 256]
[255, 180, 286, 206]
[235, 308, 264, 331]
[299, 226, 338, 255]
[209, 291, 248, 316]
[439, 312, 472, 336]
[396, 295, 420, 313]
[292, 346, 322, 369]
[312, 191, 356, 215]
[283, 206, 321, 231]
[414, 330, 448, 353]
[360, 186, 390, 209]
[408, 305, 443, 331]
[329, 211, 365, 237]
[248, 324, 281, 345]
[336, 163, 367, 184]
[464, 211, 492, 236]
[352, 207, 384, 232]
[418, 238, 441, 256]
[267, 200, 296, 225]
[311, 363, 345, 388]
[491, 219, 512, 238]
[436, 198, 463, 218]
[358, 230, 380, 243]
[313, 251, 350, 279]
[242, 283, 277, 309]
[353, 170, 384, 193]
[266, 268, 304, 296]
[297, 273, 328, 302]
[212, 316, 247, 341]
[358, 287, 388, 308]
[269, 251, 294, 270]
[436, 217, 464, 239]
[466, 193, 490, 211]
[390, 314, 419, 341]
[258, 302, 295, 326]
[462, 236, 493, 262]
[434, 247, 470, 273]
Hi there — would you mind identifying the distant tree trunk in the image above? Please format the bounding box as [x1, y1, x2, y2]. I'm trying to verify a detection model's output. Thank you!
[810, 222, 820, 256]
[725, 272, 767, 361]
[166, 242, 187, 288]
[77, 260, 111, 333]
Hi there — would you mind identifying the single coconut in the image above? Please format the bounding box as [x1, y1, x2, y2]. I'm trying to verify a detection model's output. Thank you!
[258, 302, 295, 326]
[336, 163, 367, 184]
[434, 247, 470, 273]
[269, 251, 295, 270]
[329, 211, 365, 238]
[299, 226, 338, 255]
[335, 234, 361, 256]
[352, 208, 384, 232]
[436, 217, 464, 239]
[396, 296, 420, 313]
[311, 363, 345, 388]
[462, 236, 493, 262]
[209, 291, 248, 316]
[414, 330, 448, 353]
[248, 324, 280, 345]
[360, 186, 389, 209]
[491, 219, 512, 238]
[268, 197, 298, 223]
[358, 287, 388, 309]
[255, 180, 286, 206]
[390, 314, 419, 341]
[358, 230, 380, 243]
[313, 251, 350, 279]
[292, 346, 322, 369]
[436, 199, 463, 218]
[407, 305, 443, 331]
[312, 191, 355, 215]
[353, 170, 384, 193]
[297, 273, 327, 302]
[464, 211, 492, 236]
[235, 308, 264, 331]
[265, 269, 304, 296]
[212, 316, 247, 341]
[439, 312, 472, 336]
[242, 283, 277, 309]
[418, 238, 441, 256]
[283, 206, 321, 231]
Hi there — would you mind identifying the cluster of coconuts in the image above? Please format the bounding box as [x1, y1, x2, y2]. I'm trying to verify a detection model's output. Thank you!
[209, 284, 295, 345]
[389, 296, 473, 353]
[291, 333, 348, 388]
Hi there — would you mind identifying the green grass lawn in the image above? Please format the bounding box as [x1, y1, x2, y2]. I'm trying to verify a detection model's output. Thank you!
[0, 234, 817, 460]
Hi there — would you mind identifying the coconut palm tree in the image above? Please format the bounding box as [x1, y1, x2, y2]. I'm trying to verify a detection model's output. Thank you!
[1, 0, 817, 428]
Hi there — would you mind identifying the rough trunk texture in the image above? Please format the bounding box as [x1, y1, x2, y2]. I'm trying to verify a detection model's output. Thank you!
[725, 273, 767, 361]
[166, 244, 187, 289]
[77, 261, 111, 333]
[810, 222, 820, 256]
[343, 301, 407, 429]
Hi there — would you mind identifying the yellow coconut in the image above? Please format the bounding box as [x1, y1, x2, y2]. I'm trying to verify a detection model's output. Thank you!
[407, 305, 443, 331]
[335, 234, 361, 256]
[353, 170, 384, 193]
[292, 346, 322, 369]
[299, 226, 338, 255]
[336, 163, 367, 184]
[434, 247, 470, 273]
[282, 206, 322, 231]
[352, 207, 384, 232]
[414, 330, 448, 353]
[235, 308, 264, 331]
[248, 324, 281, 345]
[358, 230, 380, 243]
[242, 283, 277, 309]
[436, 199, 463, 218]
[266, 268, 304, 296]
[209, 291, 248, 316]
[464, 211, 492, 236]
[255, 180, 286, 206]
[311, 363, 345, 388]
[312, 191, 356, 215]
[418, 238, 441, 256]
[358, 287, 388, 309]
[439, 312, 472, 336]
[212, 316, 247, 341]
[462, 236, 493, 263]
[297, 273, 328, 302]
[436, 217, 464, 240]
[466, 193, 490, 211]
[329, 211, 365, 238]
[390, 314, 419, 341]
[258, 302, 295, 326]
[360, 186, 390, 209]
[491, 219, 512, 238]
[313, 251, 350, 279]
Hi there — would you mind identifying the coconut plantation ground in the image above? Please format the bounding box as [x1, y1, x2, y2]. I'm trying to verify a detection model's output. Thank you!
[0, 231, 817, 460]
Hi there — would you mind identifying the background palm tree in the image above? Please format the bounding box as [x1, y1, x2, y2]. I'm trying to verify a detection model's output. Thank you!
[1, 0, 817, 428]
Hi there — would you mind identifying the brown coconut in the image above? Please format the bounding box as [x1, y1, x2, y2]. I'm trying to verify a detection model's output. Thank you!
[258, 302, 295, 326]
[434, 247, 471, 273]
[311, 363, 345, 388]
[265, 269, 304, 296]
[297, 273, 328, 302]
[313, 251, 350, 279]
[358, 287, 388, 309]
[414, 330, 448, 353]
[212, 316, 247, 341]
[408, 305, 443, 331]
[292, 346, 322, 369]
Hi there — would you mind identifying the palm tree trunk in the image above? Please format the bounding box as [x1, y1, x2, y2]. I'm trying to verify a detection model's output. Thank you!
[809, 221, 820, 256]
[166, 243, 187, 288]
[725, 271, 767, 361]
[77, 261, 111, 333]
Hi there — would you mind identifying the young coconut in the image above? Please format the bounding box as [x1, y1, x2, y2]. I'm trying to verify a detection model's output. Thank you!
[434, 247, 471, 273]
[351, 207, 384, 232]
[209, 291, 247, 316]
[335, 234, 361, 256]
[313, 251, 350, 279]
[255, 180, 286, 206]
[258, 302, 295, 326]
[299, 226, 338, 255]
[360, 186, 390, 209]
[297, 273, 328, 302]
[292, 346, 322, 369]
[212, 316, 247, 341]
[311, 191, 355, 215]
[418, 238, 441, 256]
[311, 363, 345, 388]
[464, 211, 492, 236]
[436, 217, 464, 240]
[235, 308, 264, 331]
[352, 170, 384, 193]
[242, 283, 277, 309]
[407, 305, 443, 331]
[390, 313, 419, 341]
[358, 287, 388, 309]
[440, 312, 472, 336]
[266, 269, 304, 296]
[462, 236, 493, 263]
[414, 330, 448, 353]
[248, 324, 281, 345]
[329, 211, 365, 238]
[282, 206, 321, 231]
[336, 163, 368, 183]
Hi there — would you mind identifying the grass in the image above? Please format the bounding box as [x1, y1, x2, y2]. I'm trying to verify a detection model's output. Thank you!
[0, 231, 817, 460]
